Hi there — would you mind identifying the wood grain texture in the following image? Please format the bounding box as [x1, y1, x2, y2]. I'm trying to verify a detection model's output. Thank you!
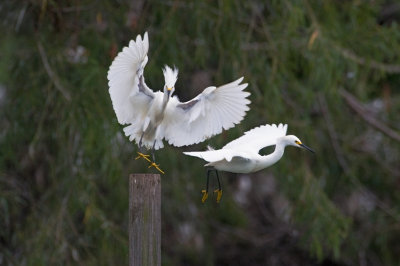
[129, 174, 161, 266]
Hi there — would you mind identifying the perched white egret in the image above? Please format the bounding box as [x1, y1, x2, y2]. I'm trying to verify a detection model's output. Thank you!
[183, 123, 314, 202]
[107, 32, 251, 173]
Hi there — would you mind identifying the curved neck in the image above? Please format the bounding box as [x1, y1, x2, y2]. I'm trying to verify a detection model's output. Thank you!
[162, 92, 170, 109]
[259, 141, 286, 169]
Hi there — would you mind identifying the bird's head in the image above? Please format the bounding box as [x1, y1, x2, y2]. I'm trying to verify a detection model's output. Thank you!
[284, 135, 315, 153]
[162, 65, 178, 97]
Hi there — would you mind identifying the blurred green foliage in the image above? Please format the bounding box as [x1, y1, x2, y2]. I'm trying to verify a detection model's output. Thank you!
[1, 0, 400, 265]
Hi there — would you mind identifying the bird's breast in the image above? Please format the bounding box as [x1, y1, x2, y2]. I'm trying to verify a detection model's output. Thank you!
[147, 93, 167, 122]
[213, 160, 255, 174]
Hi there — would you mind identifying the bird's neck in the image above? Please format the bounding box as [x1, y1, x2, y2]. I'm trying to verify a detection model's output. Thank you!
[259, 141, 286, 169]
[162, 92, 170, 109]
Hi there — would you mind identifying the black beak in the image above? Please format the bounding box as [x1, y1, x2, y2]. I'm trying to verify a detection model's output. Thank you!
[299, 143, 315, 153]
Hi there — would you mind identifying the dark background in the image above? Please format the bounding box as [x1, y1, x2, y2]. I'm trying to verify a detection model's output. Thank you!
[1, 1, 400, 265]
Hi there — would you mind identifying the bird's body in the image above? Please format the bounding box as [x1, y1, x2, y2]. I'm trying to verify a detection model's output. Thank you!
[201, 148, 284, 173]
[131, 91, 169, 147]
[107, 32, 251, 154]
[184, 123, 314, 174]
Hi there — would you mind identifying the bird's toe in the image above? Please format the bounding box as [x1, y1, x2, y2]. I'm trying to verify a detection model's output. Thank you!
[201, 190, 209, 203]
[148, 162, 165, 174]
[213, 189, 223, 203]
[135, 152, 151, 162]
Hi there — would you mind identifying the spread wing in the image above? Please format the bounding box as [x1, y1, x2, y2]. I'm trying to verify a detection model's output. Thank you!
[107, 32, 154, 125]
[162, 77, 251, 146]
[222, 123, 288, 152]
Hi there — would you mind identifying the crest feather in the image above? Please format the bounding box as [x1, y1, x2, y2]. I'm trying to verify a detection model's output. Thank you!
[162, 65, 179, 88]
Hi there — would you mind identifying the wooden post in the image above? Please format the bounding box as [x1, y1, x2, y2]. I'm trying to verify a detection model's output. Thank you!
[129, 174, 161, 266]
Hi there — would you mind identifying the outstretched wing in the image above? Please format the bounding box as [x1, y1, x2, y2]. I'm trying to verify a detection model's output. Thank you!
[107, 32, 154, 125]
[163, 77, 251, 146]
[222, 123, 288, 152]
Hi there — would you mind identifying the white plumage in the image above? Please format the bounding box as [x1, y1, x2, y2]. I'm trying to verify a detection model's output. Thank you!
[107, 32, 251, 151]
[184, 123, 314, 174]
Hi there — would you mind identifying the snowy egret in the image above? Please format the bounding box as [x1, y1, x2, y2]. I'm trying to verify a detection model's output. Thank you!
[107, 32, 251, 173]
[183, 123, 314, 202]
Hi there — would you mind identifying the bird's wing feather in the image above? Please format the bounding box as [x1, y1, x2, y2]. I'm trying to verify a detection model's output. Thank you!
[183, 149, 249, 163]
[222, 123, 288, 152]
[107, 32, 154, 124]
[163, 77, 250, 146]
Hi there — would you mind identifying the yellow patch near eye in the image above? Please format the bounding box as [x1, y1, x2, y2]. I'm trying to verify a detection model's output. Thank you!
[167, 87, 172, 91]
[295, 140, 302, 145]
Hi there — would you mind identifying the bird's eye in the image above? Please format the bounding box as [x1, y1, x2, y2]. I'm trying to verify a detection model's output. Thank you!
[295, 140, 301, 145]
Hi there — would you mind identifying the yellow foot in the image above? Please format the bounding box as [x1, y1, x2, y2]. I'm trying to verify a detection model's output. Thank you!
[214, 189, 223, 203]
[148, 162, 165, 174]
[135, 152, 151, 162]
[201, 190, 209, 203]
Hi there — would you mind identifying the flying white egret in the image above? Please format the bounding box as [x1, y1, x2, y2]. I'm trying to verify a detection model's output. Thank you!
[183, 123, 314, 202]
[107, 32, 251, 173]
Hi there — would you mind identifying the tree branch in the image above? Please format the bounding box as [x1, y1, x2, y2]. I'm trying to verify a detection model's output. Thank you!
[318, 93, 350, 173]
[334, 45, 400, 74]
[37, 41, 71, 101]
[340, 89, 400, 142]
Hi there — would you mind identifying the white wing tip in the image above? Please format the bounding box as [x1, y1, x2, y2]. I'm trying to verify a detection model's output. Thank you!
[183, 151, 202, 158]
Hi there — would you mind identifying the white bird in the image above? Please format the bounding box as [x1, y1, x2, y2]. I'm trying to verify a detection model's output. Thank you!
[107, 32, 251, 173]
[183, 123, 314, 202]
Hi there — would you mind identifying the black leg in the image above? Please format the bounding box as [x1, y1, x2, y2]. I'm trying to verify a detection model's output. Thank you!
[145, 140, 165, 174]
[201, 169, 212, 203]
[138, 132, 144, 152]
[213, 169, 223, 203]
[135, 132, 151, 163]
[151, 140, 156, 162]
[206, 169, 211, 193]
[215, 170, 221, 191]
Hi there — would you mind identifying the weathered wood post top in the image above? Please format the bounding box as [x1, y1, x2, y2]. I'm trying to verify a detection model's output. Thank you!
[129, 174, 161, 266]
